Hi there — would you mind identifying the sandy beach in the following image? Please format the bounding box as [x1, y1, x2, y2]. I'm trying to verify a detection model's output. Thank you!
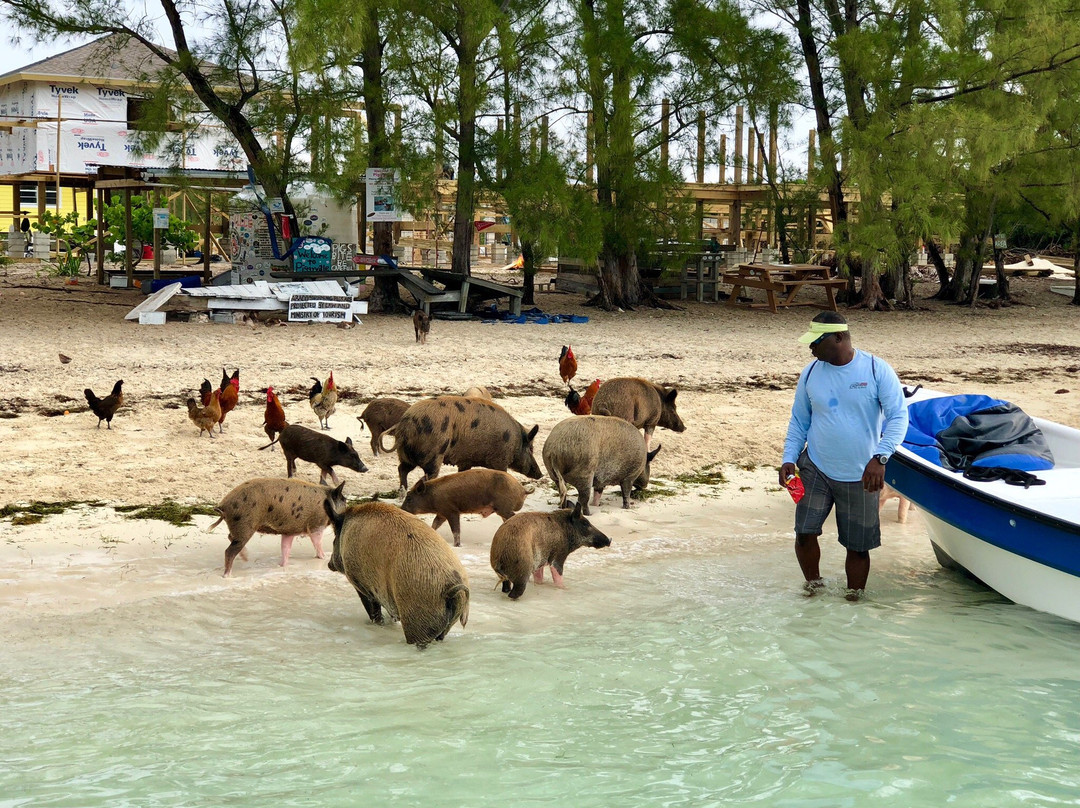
[2, 264, 1079, 609]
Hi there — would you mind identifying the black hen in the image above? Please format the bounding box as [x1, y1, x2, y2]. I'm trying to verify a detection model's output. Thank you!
[199, 378, 213, 406]
[84, 379, 124, 429]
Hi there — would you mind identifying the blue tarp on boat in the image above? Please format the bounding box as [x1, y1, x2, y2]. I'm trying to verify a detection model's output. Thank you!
[904, 394, 1054, 471]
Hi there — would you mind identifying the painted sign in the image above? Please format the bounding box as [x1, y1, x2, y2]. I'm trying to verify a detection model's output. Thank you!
[332, 243, 358, 272]
[288, 293, 352, 323]
[365, 168, 401, 222]
[292, 237, 333, 273]
[153, 208, 169, 229]
[268, 198, 285, 214]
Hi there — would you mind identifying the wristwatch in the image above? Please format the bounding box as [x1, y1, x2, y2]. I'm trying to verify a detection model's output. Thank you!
[874, 453, 890, 466]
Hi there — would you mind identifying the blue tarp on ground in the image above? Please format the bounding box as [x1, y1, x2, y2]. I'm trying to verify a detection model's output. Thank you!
[480, 305, 588, 324]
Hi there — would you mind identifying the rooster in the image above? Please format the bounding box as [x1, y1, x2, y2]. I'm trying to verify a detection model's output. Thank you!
[84, 379, 124, 429]
[187, 389, 222, 438]
[217, 368, 240, 432]
[263, 386, 287, 445]
[564, 378, 601, 416]
[199, 378, 213, 407]
[559, 345, 577, 386]
[309, 372, 338, 429]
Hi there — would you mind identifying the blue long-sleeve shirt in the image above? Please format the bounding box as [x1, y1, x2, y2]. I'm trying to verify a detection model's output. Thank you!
[782, 350, 909, 482]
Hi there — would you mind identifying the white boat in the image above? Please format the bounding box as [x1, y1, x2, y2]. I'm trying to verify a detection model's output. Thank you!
[887, 387, 1080, 624]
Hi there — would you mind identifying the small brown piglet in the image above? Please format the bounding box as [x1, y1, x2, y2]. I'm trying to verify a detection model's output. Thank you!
[401, 468, 528, 546]
[209, 478, 346, 577]
[413, 309, 431, 344]
[490, 502, 611, 599]
[357, 398, 410, 456]
[262, 423, 368, 485]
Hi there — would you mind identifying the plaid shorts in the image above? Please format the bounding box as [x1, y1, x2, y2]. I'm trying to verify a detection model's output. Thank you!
[794, 451, 881, 552]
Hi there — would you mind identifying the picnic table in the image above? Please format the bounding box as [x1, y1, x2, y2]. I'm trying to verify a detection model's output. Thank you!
[722, 263, 846, 314]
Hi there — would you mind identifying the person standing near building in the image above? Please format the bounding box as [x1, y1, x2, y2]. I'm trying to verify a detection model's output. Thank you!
[779, 312, 909, 601]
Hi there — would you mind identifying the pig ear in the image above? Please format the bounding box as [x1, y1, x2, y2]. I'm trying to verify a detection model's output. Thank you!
[323, 496, 344, 533]
[346, 437, 354, 447]
[414, 478, 427, 493]
[647, 444, 661, 462]
[665, 388, 678, 403]
[526, 424, 539, 443]
[571, 500, 583, 520]
[332, 482, 346, 500]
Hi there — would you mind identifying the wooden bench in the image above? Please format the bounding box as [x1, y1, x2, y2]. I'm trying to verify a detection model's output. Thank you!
[722, 265, 846, 313]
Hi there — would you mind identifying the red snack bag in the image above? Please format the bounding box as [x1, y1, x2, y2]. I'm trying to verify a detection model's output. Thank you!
[785, 474, 805, 503]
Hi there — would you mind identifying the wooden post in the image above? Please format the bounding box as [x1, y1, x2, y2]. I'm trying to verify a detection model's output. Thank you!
[718, 134, 727, 184]
[696, 111, 706, 183]
[95, 187, 105, 284]
[747, 128, 756, 185]
[124, 187, 133, 288]
[203, 191, 212, 283]
[734, 106, 744, 185]
[152, 190, 162, 281]
[696, 110, 705, 241]
[55, 95, 62, 225]
[660, 98, 670, 173]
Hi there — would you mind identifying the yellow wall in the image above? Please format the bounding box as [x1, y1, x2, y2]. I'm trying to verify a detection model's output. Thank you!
[0, 180, 87, 233]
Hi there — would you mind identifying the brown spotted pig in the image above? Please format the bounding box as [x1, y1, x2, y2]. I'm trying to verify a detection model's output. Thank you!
[489, 502, 612, 599]
[357, 398, 410, 456]
[209, 478, 346, 577]
[591, 377, 685, 451]
[400, 468, 529, 546]
[381, 396, 542, 496]
[324, 499, 470, 649]
[542, 414, 661, 515]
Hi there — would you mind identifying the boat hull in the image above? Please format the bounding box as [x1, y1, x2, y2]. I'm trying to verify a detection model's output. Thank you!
[888, 453, 1080, 624]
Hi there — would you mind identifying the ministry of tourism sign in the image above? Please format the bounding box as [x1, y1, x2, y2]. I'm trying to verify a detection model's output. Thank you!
[288, 293, 352, 323]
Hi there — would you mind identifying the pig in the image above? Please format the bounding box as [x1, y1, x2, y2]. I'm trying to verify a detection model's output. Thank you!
[489, 501, 612, 599]
[260, 423, 369, 484]
[880, 485, 912, 523]
[401, 468, 529, 546]
[462, 386, 493, 400]
[357, 397, 410, 457]
[208, 478, 346, 577]
[380, 396, 542, 496]
[413, 309, 431, 344]
[590, 377, 686, 451]
[324, 499, 470, 649]
[542, 414, 661, 515]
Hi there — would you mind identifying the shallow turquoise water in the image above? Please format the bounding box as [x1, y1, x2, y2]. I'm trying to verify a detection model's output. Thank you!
[4, 527, 1080, 807]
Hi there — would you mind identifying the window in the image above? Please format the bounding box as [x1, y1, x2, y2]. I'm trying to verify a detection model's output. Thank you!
[127, 96, 149, 130]
[19, 183, 60, 208]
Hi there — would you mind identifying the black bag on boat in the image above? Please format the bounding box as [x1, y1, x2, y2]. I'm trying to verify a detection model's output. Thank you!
[935, 403, 1054, 471]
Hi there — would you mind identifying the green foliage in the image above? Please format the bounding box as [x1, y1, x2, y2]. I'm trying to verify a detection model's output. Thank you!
[33, 210, 95, 277]
[100, 195, 199, 257]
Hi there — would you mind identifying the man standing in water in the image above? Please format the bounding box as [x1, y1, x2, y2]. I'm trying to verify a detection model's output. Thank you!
[779, 312, 908, 600]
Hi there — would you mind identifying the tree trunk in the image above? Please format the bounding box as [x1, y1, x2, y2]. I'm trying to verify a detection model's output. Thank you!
[521, 240, 537, 307]
[359, 6, 404, 314]
[1073, 220, 1080, 306]
[993, 249, 1010, 302]
[451, 20, 479, 279]
[926, 240, 951, 298]
[857, 259, 890, 311]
